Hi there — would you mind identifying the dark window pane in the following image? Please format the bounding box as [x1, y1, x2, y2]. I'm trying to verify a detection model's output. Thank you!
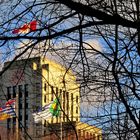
[25, 115, 28, 120]
[24, 84, 28, 97]
[13, 117, 16, 125]
[25, 103, 28, 109]
[19, 115, 22, 121]
[44, 95, 46, 103]
[19, 103, 22, 109]
[71, 94, 73, 121]
[44, 83, 47, 91]
[18, 85, 23, 98]
[76, 96, 78, 103]
[13, 86, 17, 98]
[51, 86, 54, 101]
[7, 87, 11, 99]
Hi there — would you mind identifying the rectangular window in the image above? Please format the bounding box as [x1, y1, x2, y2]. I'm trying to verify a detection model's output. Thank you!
[44, 95, 46, 103]
[76, 107, 78, 114]
[7, 118, 11, 129]
[71, 93, 73, 121]
[19, 103, 22, 109]
[7, 87, 11, 99]
[25, 115, 28, 120]
[51, 86, 54, 101]
[13, 117, 16, 125]
[66, 92, 69, 120]
[56, 87, 58, 98]
[25, 103, 28, 109]
[63, 91, 65, 109]
[44, 83, 47, 91]
[44, 120, 47, 127]
[24, 84, 28, 97]
[13, 86, 17, 98]
[18, 85, 23, 98]
[76, 96, 78, 103]
[19, 115, 22, 121]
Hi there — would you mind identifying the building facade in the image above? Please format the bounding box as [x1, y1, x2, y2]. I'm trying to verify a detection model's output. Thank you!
[0, 57, 101, 140]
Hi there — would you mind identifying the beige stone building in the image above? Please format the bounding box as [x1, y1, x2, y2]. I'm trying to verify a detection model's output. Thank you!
[0, 56, 101, 140]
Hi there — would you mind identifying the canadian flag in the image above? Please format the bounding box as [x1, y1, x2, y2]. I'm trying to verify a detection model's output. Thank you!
[12, 20, 37, 34]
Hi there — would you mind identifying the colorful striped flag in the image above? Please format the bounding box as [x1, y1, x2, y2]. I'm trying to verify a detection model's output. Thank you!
[12, 20, 37, 34]
[0, 99, 16, 121]
[33, 98, 60, 123]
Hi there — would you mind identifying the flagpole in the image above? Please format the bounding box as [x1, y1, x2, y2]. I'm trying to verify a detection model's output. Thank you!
[60, 95, 62, 140]
[60, 113, 62, 140]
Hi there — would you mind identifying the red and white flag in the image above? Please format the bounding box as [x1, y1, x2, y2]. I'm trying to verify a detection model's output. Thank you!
[12, 20, 37, 34]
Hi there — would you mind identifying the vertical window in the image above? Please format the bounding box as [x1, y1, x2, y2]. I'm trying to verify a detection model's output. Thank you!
[71, 93, 73, 121]
[76, 107, 78, 114]
[66, 92, 69, 109]
[19, 103, 22, 109]
[76, 96, 78, 104]
[13, 86, 17, 98]
[7, 118, 11, 129]
[44, 95, 46, 103]
[51, 86, 54, 101]
[66, 92, 69, 121]
[18, 85, 23, 98]
[63, 91, 65, 110]
[25, 115, 28, 120]
[24, 84, 28, 97]
[7, 87, 11, 99]
[56, 87, 58, 98]
[19, 115, 22, 121]
[13, 117, 16, 125]
[25, 103, 28, 109]
[44, 83, 47, 91]
[44, 120, 47, 127]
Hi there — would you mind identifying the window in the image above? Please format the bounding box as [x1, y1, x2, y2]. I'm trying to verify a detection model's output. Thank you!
[25, 103, 28, 109]
[24, 84, 28, 97]
[51, 86, 54, 101]
[13, 86, 17, 98]
[7, 87, 11, 99]
[13, 118, 16, 125]
[7, 118, 11, 129]
[19, 109, 22, 115]
[18, 85, 23, 98]
[66, 92, 69, 110]
[71, 94, 73, 121]
[25, 115, 28, 120]
[44, 83, 47, 91]
[19, 103, 22, 109]
[56, 87, 58, 97]
[44, 120, 47, 127]
[19, 115, 22, 121]
[76, 107, 78, 114]
[44, 95, 46, 103]
[76, 96, 78, 103]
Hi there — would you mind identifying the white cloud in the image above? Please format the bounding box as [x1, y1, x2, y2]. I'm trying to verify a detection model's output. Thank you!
[84, 39, 102, 52]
